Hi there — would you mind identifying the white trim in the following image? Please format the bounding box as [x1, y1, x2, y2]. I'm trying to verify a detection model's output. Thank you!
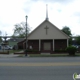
[67, 39, 69, 47]
[53, 39, 54, 51]
[23, 40, 28, 48]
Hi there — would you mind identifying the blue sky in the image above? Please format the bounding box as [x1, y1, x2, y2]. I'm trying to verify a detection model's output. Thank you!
[0, 0, 80, 36]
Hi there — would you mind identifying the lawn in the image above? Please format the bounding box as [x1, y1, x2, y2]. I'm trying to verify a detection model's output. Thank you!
[9, 49, 24, 54]
[24, 53, 80, 57]
[0, 49, 80, 57]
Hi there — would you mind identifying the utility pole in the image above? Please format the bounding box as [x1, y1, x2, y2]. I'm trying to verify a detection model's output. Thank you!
[25, 15, 28, 56]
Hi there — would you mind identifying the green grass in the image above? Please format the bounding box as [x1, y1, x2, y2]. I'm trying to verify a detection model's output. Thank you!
[76, 53, 80, 56]
[28, 54, 68, 57]
[1, 49, 80, 57]
[8, 49, 24, 54]
[27, 53, 80, 57]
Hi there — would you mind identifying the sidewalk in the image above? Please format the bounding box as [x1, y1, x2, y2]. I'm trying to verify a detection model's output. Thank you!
[0, 53, 20, 58]
[0, 50, 25, 58]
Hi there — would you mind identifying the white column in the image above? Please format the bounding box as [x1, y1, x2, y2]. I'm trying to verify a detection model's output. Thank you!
[53, 39, 54, 51]
[67, 39, 69, 47]
[39, 40, 41, 51]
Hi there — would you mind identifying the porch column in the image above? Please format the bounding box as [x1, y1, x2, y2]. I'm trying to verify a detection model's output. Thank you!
[53, 39, 54, 51]
[23, 42, 25, 49]
[67, 39, 69, 47]
[39, 40, 41, 51]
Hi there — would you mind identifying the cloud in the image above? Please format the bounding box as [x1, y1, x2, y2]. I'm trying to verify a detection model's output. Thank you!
[24, 0, 80, 34]
[0, 0, 27, 35]
[0, 0, 80, 36]
[0, 0, 26, 23]
[31, 0, 74, 4]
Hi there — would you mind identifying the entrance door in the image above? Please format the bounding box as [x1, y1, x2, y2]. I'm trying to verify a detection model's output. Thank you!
[41, 40, 53, 52]
[43, 42, 51, 50]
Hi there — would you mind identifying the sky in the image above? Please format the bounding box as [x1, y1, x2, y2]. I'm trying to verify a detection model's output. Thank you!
[0, 0, 80, 36]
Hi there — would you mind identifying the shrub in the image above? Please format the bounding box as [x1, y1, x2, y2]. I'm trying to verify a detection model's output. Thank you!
[24, 49, 39, 54]
[24, 49, 38, 52]
[66, 46, 77, 56]
[54, 49, 67, 53]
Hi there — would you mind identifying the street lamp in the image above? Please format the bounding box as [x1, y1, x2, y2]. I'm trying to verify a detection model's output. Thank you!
[25, 15, 28, 56]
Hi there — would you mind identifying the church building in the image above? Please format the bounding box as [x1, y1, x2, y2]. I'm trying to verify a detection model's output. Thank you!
[18, 5, 69, 54]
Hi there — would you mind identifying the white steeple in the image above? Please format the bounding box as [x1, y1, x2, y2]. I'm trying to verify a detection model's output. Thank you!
[46, 4, 49, 20]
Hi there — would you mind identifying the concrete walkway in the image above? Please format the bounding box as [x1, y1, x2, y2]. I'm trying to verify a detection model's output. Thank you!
[0, 54, 20, 58]
[0, 50, 25, 58]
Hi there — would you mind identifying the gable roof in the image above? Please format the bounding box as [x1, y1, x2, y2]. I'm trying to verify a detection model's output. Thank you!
[27, 20, 70, 39]
[27, 20, 47, 37]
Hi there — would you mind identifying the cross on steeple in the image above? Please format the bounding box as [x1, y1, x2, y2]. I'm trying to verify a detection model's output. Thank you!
[44, 26, 49, 35]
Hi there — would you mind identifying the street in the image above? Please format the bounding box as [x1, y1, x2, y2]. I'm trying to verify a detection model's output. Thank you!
[0, 57, 80, 80]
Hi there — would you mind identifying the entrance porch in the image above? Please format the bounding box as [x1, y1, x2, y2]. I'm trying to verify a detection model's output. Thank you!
[27, 39, 68, 54]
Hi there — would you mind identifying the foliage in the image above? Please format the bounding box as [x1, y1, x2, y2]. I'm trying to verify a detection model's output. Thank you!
[12, 22, 31, 38]
[75, 36, 80, 45]
[24, 49, 38, 52]
[0, 30, 2, 42]
[24, 49, 39, 56]
[61, 26, 72, 45]
[54, 49, 67, 53]
[61, 26, 72, 36]
[0, 31, 1, 35]
[0, 37, 2, 42]
[69, 37, 73, 45]
[9, 49, 23, 54]
[66, 46, 77, 56]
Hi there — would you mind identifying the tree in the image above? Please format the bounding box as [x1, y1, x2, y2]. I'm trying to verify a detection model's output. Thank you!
[75, 36, 80, 45]
[66, 46, 77, 56]
[12, 22, 31, 38]
[61, 26, 72, 45]
[61, 26, 72, 36]
[0, 31, 2, 35]
[0, 31, 2, 42]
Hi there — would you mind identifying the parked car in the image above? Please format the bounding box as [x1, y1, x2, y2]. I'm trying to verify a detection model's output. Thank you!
[72, 45, 80, 48]
[1, 45, 13, 50]
[8, 46, 13, 50]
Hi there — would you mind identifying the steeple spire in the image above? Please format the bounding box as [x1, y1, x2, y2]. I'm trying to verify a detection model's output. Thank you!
[46, 4, 49, 20]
